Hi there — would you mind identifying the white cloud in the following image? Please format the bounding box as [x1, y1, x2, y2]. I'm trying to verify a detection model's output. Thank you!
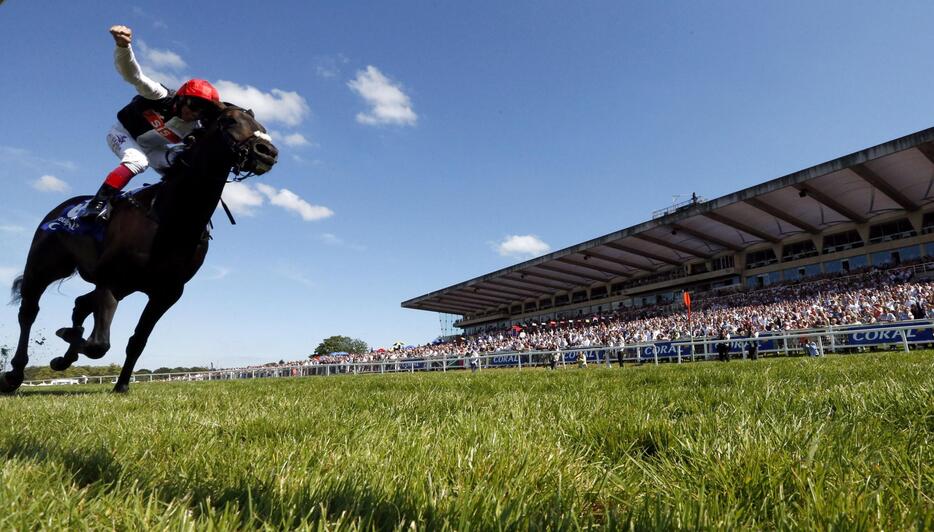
[213, 80, 310, 127]
[32, 175, 70, 193]
[136, 40, 186, 70]
[319, 233, 365, 252]
[273, 262, 315, 289]
[256, 184, 334, 222]
[315, 54, 349, 79]
[221, 182, 264, 216]
[0, 267, 18, 287]
[496, 235, 551, 258]
[0, 146, 77, 172]
[268, 130, 312, 147]
[0, 225, 24, 233]
[135, 40, 187, 88]
[348, 66, 417, 126]
[320, 233, 342, 245]
[282, 133, 310, 147]
[200, 266, 231, 281]
[132, 7, 168, 30]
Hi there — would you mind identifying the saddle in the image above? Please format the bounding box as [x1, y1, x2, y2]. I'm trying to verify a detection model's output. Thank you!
[39, 183, 162, 242]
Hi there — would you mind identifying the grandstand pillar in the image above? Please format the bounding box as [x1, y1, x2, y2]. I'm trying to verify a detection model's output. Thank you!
[908, 211, 924, 234]
[855, 224, 870, 245]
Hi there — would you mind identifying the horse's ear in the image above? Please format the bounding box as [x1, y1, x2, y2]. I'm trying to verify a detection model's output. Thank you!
[200, 100, 226, 122]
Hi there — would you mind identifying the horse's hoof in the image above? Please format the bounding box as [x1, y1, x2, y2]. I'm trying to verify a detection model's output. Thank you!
[50, 356, 75, 372]
[82, 342, 110, 360]
[55, 327, 85, 345]
[0, 372, 22, 394]
[112, 383, 129, 394]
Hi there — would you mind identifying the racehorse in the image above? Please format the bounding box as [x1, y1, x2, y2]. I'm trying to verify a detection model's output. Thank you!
[2, 103, 278, 393]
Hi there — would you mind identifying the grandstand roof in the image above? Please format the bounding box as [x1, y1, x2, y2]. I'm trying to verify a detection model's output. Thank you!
[402, 127, 934, 316]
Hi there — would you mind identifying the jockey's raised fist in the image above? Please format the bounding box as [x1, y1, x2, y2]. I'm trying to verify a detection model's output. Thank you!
[109, 25, 132, 47]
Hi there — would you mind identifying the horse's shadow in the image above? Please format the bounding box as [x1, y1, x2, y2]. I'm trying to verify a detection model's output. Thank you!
[1, 435, 431, 527]
[8, 388, 106, 397]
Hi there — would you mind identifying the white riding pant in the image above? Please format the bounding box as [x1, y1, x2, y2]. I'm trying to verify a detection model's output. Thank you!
[106, 123, 174, 176]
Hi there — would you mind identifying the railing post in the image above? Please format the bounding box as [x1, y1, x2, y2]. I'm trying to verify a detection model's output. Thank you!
[676, 344, 682, 364]
[653, 345, 659, 365]
[900, 328, 910, 353]
[817, 335, 825, 357]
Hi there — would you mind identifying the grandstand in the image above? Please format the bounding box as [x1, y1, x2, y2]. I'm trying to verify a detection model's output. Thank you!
[402, 127, 934, 334]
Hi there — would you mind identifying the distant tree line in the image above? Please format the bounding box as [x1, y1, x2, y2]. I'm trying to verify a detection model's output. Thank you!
[313, 335, 369, 357]
[23, 364, 210, 381]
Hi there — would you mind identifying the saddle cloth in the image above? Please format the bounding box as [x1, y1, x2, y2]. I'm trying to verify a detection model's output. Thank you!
[39, 184, 157, 242]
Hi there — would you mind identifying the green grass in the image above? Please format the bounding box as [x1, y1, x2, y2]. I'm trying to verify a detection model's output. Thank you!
[1, 351, 932, 530]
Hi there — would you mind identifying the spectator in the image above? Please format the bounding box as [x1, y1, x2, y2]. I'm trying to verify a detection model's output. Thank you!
[717, 331, 730, 362]
[469, 350, 481, 373]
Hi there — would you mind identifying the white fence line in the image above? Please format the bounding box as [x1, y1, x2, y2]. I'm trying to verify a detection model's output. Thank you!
[21, 320, 934, 387]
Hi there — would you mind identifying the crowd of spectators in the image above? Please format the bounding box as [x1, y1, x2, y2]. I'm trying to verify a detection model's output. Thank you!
[293, 263, 934, 366]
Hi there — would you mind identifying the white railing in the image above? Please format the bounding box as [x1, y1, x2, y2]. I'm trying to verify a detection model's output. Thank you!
[20, 320, 934, 387]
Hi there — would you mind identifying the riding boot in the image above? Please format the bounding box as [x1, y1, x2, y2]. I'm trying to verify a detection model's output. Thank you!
[81, 184, 119, 220]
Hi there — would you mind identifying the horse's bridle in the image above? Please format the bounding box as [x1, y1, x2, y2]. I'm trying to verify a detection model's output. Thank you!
[215, 108, 278, 181]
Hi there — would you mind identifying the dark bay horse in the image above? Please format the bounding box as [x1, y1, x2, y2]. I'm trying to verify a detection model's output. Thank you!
[2, 103, 277, 393]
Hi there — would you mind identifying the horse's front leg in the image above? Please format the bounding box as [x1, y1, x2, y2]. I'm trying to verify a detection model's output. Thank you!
[114, 286, 183, 393]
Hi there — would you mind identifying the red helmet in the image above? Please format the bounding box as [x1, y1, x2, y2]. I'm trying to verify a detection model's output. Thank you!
[176, 79, 220, 102]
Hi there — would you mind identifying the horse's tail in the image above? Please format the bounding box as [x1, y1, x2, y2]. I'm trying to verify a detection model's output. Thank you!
[10, 275, 23, 304]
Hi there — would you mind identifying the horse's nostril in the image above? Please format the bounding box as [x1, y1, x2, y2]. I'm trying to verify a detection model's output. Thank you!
[254, 143, 276, 157]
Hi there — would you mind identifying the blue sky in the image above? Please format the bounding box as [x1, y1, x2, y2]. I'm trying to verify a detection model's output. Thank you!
[2, 1, 934, 369]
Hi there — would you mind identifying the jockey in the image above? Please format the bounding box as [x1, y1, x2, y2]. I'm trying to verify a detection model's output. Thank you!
[81, 25, 221, 219]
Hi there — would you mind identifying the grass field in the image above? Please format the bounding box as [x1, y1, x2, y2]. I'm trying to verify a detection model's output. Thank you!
[1, 351, 932, 530]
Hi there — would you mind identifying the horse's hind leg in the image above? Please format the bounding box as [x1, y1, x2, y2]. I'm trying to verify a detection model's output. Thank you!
[50, 291, 96, 371]
[1, 270, 70, 393]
